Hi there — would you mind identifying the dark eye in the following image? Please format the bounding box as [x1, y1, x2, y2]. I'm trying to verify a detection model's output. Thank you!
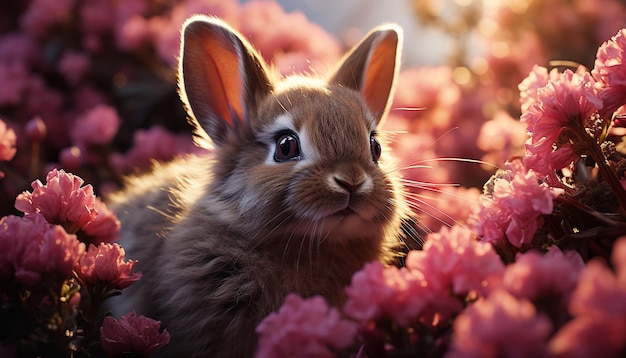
[274, 132, 301, 162]
[370, 134, 381, 163]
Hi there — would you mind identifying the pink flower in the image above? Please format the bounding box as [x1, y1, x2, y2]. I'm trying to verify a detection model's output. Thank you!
[19, 0, 74, 37]
[75, 243, 141, 291]
[473, 160, 560, 248]
[0, 213, 85, 287]
[505, 246, 584, 302]
[521, 70, 602, 175]
[57, 51, 90, 85]
[518, 65, 559, 114]
[550, 317, 626, 358]
[70, 105, 120, 146]
[15, 169, 98, 234]
[21, 78, 64, 123]
[534, 69, 603, 133]
[79, 198, 120, 244]
[112, 0, 148, 23]
[570, 240, 626, 317]
[447, 289, 552, 358]
[344, 261, 431, 327]
[59, 146, 82, 172]
[79, 0, 114, 34]
[503, 246, 584, 325]
[0, 63, 32, 106]
[109, 125, 205, 175]
[0, 33, 40, 66]
[592, 28, 626, 118]
[477, 111, 527, 167]
[408, 226, 505, 297]
[390, 66, 460, 136]
[0, 214, 34, 280]
[24, 116, 47, 141]
[256, 294, 357, 358]
[237, 1, 340, 75]
[148, 0, 240, 65]
[116, 15, 151, 51]
[100, 311, 170, 357]
[0, 118, 16, 164]
[549, 237, 626, 356]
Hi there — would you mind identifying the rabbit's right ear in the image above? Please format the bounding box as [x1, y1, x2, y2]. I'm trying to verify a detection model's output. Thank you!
[178, 16, 272, 146]
[328, 24, 402, 126]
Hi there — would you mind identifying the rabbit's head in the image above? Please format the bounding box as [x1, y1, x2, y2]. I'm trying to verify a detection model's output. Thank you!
[179, 16, 408, 259]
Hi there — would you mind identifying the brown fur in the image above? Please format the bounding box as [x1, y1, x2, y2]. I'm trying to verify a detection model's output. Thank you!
[108, 16, 410, 357]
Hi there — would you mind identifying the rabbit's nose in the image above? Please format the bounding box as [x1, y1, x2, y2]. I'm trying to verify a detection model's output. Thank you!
[334, 177, 363, 193]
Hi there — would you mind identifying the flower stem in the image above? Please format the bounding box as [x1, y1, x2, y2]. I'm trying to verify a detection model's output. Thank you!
[584, 134, 626, 214]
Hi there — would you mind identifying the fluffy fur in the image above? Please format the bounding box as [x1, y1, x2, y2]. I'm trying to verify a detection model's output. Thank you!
[108, 15, 412, 357]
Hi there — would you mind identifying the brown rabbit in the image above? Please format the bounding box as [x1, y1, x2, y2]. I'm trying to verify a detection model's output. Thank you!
[108, 15, 413, 357]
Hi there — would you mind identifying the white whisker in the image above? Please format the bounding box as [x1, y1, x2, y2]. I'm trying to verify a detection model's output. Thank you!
[412, 157, 501, 170]
[389, 106, 427, 112]
[399, 179, 460, 189]
[403, 191, 471, 231]
[402, 181, 481, 206]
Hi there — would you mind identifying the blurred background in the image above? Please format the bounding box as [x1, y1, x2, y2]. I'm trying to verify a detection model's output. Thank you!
[1, 0, 625, 230]
[268, 0, 461, 67]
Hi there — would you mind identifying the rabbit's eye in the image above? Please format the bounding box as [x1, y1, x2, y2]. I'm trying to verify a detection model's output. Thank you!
[370, 134, 381, 163]
[274, 132, 301, 162]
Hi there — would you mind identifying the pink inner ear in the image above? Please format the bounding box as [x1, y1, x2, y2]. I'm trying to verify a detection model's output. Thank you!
[361, 35, 398, 120]
[188, 31, 245, 126]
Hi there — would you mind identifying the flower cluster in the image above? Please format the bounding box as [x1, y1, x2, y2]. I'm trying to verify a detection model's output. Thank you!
[0, 168, 166, 357]
[0, 213, 85, 288]
[550, 239, 626, 356]
[473, 159, 561, 258]
[257, 234, 626, 357]
[341, 226, 504, 355]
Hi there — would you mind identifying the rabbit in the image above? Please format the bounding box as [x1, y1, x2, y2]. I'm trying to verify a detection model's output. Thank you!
[108, 15, 415, 357]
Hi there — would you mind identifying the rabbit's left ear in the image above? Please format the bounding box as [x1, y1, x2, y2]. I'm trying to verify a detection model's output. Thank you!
[328, 24, 402, 125]
[178, 16, 272, 146]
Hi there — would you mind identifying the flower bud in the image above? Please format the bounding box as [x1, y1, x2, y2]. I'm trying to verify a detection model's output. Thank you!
[25, 116, 47, 141]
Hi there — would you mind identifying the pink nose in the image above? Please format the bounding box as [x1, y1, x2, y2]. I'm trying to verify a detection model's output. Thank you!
[334, 177, 363, 193]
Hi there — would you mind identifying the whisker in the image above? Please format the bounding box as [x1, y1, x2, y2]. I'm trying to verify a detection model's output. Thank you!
[405, 194, 460, 230]
[411, 157, 501, 171]
[377, 106, 427, 122]
[283, 228, 297, 261]
[295, 226, 308, 274]
[257, 209, 291, 240]
[382, 127, 461, 176]
[318, 227, 332, 246]
[549, 60, 584, 69]
[404, 190, 475, 231]
[250, 206, 295, 256]
[399, 179, 460, 189]
[402, 183, 481, 206]
[398, 164, 435, 170]
[307, 220, 319, 273]
[399, 216, 424, 247]
[389, 106, 427, 112]
[295, 215, 319, 273]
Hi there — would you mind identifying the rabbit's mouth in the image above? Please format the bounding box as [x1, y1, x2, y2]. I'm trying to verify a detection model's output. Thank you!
[331, 208, 356, 217]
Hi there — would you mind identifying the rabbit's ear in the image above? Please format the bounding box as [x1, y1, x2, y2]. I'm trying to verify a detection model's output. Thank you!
[329, 24, 402, 125]
[178, 16, 272, 146]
